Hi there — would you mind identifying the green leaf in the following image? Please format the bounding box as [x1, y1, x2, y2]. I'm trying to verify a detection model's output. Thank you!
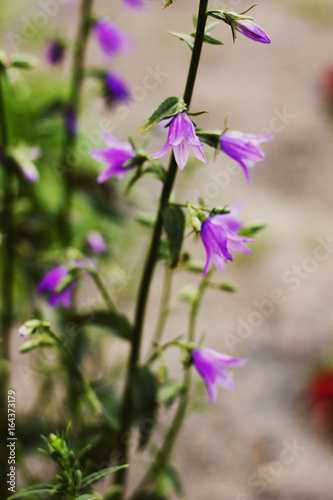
[158, 382, 184, 407]
[169, 31, 195, 50]
[140, 97, 186, 134]
[63, 310, 133, 341]
[207, 282, 237, 293]
[196, 129, 222, 150]
[80, 465, 128, 489]
[164, 464, 185, 497]
[8, 484, 57, 499]
[131, 367, 158, 449]
[10, 53, 39, 69]
[161, 205, 186, 268]
[136, 213, 156, 228]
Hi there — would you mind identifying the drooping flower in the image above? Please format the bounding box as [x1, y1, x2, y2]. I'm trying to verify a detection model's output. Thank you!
[38, 258, 96, 308]
[151, 112, 207, 171]
[90, 133, 137, 183]
[235, 19, 271, 44]
[192, 348, 247, 403]
[200, 207, 255, 275]
[87, 231, 106, 254]
[38, 265, 76, 308]
[104, 72, 130, 106]
[45, 38, 65, 65]
[93, 19, 131, 58]
[220, 130, 273, 183]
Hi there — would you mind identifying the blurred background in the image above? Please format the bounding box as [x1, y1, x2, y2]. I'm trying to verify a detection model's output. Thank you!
[2, 0, 333, 498]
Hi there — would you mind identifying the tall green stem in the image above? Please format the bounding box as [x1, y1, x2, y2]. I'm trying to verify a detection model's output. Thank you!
[131, 273, 210, 495]
[59, 0, 94, 244]
[0, 68, 14, 498]
[147, 266, 172, 360]
[115, 0, 209, 494]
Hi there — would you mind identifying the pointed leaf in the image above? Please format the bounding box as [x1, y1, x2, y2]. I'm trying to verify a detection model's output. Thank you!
[80, 465, 128, 489]
[140, 97, 186, 134]
[8, 484, 57, 499]
[161, 205, 185, 268]
[168, 31, 194, 50]
[131, 367, 158, 449]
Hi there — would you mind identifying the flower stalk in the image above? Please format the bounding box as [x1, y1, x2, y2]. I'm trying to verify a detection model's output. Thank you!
[115, 1, 209, 493]
[132, 272, 211, 496]
[59, 0, 94, 244]
[0, 66, 15, 498]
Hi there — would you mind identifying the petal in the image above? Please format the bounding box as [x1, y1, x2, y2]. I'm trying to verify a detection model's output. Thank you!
[38, 266, 67, 293]
[90, 148, 116, 164]
[191, 144, 208, 164]
[168, 114, 187, 145]
[151, 140, 172, 160]
[173, 140, 190, 171]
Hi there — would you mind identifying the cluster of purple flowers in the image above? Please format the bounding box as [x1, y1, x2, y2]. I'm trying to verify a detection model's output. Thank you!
[37, 5, 273, 404]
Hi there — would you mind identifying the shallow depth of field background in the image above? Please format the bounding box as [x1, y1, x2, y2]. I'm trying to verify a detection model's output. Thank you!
[2, 0, 333, 498]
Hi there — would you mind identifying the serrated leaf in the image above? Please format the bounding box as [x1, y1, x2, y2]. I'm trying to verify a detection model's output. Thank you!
[131, 367, 158, 449]
[161, 205, 185, 268]
[80, 465, 128, 489]
[140, 97, 186, 135]
[63, 310, 132, 341]
[169, 31, 194, 50]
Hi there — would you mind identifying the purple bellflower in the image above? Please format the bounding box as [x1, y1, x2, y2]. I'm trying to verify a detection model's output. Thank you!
[45, 38, 65, 65]
[192, 348, 247, 403]
[220, 130, 273, 183]
[93, 19, 131, 58]
[235, 19, 271, 44]
[104, 72, 130, 106]
[87, 231, 106, 254]
[38, 265, 76, 308]
[90, 133, 137, 183]
[200, 207, 255, 275]
[151, 112, 207, 171]
[38, 258, 96, 308]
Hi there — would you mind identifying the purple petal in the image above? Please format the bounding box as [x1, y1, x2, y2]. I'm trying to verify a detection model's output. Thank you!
[173, 140, 190, 171]
[235, 19, 271, 44]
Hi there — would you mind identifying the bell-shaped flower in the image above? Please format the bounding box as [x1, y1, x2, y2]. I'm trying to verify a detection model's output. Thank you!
[38, 265, 76, 308]
[151, 112, 207, 171]
[90, 133, 138, 183]
[38, 258, 96, 308]
[192, 347, 247, 403]
[220, 130, 273, 183]
[235, 19, 271, 44]
[93, 19, 131, 58]
[104, 72, 130, 106]
[200, 207, 255, 275]
[45, 38, 65, 65]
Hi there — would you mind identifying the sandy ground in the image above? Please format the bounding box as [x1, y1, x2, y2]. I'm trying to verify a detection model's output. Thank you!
[5, 0, 333, 498]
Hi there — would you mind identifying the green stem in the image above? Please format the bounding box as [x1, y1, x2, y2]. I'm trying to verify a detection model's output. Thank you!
[0, 68, 14, 498]
[48, 330, 118, 431]
[146, 265, 172, 360]
[115, 0, 209, 494]
[91, 272, 116, 311]
[59, 0, 94, 244]
[131, 273, 210, 495]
